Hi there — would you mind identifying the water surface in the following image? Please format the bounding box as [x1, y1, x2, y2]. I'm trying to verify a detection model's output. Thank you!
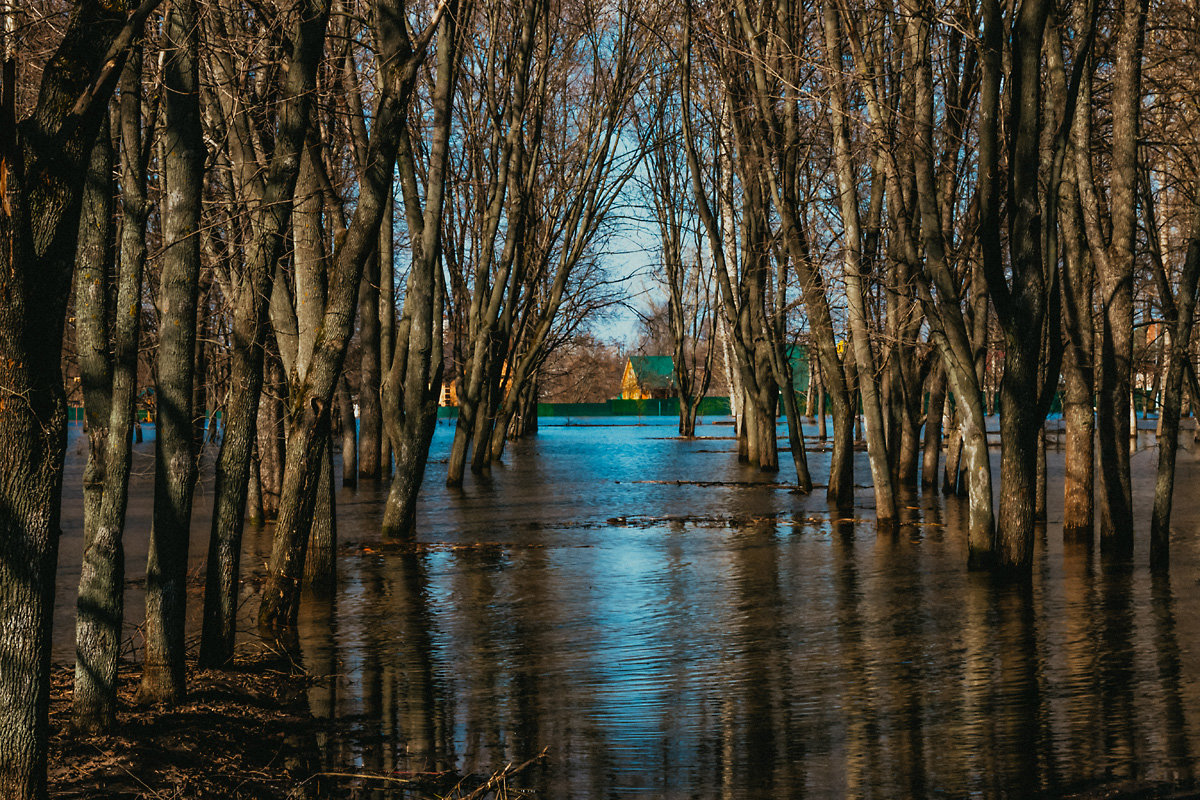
[57, 418, 1200, 798]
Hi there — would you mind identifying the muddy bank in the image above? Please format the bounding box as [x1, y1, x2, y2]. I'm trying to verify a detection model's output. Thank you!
[48, 646, 544, 800]
[48, 649, 317, 799]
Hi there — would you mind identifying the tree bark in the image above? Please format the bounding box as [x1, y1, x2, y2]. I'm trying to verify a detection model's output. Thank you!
[358, 252, 382, 479]
[260, 0, 453, 628]
[381, 8, 461, 536]
[141, 0, 204, 703]
[1149, 174, 1200, 567]
[0, 0, 143, 790]
[922, 365, 945, 491]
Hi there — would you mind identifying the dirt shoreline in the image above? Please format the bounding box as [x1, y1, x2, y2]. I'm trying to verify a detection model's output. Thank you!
[48, 650, 320, 799]
[48, 648, 544, 799]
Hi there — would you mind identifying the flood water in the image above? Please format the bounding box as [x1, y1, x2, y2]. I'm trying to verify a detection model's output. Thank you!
[55, 417, 1200, 798]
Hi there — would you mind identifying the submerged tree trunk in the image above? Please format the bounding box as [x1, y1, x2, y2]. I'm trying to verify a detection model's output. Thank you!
[922, 366, 946, 491]
[304, 429, 337, 592]
[198, 0, 330, 666]
[821, 0, 895, 526]
[358, 252, 383, 479]
[1150, 177, 1200, 566]
[260, 0, 452, 631]
[142, 0, 204, 703]
[381, 4, 462, 539]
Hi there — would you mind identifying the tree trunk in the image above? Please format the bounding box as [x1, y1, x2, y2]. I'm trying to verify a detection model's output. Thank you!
[261, 0, 448, 629]
[72, 113, 118, 732]
[380, 190, 395, 475]
[1083, 0, 1146, 555]
[381, 4, 463, 539]
[821, 0, 896, 528]
[922, 365, 946, 491]
[258, 355, 286, 517]
[304, 429, 337, 592]
[195, 0, 337, 660]
[1150, 190, 1200, 566]
[358, 252, 382, 479]
[337, 377, 357, 486]
[141, 0, 204, 704]
[0, 0, 134, 789]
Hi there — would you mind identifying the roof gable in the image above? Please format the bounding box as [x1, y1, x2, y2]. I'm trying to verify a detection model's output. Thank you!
[628, 355, 675, 389]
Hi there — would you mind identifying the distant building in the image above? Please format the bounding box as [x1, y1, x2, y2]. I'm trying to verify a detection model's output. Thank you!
[627, 348, 809, 402]
[621, 355, 676, 400]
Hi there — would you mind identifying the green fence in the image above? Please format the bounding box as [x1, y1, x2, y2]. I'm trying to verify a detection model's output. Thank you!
[437, 396, 734, 420]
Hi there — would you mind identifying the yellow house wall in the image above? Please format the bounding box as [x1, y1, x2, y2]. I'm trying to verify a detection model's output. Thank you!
[620, 361, 646, 400]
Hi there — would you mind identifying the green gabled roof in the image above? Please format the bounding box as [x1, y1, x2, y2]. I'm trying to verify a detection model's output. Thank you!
[628, 355, 675, 390]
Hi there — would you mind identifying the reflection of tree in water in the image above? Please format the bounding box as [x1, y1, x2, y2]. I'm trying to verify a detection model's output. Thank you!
[1151, 572, 1193, 782]
[992, 583, 1049, 796]
[876, 506, 930, 798]
[391, 553, 445, 771]
[1061, 536, 1102, 783]
[452, 547, 507, 769]
[725, 519, 798, 795]
[306, 551, 447, 793]
[1099, 557, 1139, 781]
[835, 518, 884, 796]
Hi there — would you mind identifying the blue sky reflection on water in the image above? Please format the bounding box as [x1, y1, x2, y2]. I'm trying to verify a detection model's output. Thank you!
[53, 417, 1200, 798]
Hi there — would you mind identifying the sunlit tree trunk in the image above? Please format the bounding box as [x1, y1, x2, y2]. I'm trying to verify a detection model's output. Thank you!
[142, 0, 204, 703]
[0, 0, 145, 790]
[198, 0, 330, 666]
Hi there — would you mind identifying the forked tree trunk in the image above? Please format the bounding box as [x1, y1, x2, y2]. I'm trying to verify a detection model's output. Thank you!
[262, 0, 458, 628]
[197, 0, 338, 661]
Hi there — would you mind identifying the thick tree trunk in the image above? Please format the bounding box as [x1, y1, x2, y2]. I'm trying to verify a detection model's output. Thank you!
[141, 0, 204, 704]
[0, 0, 133, 790]
[1060, 187, 1094, 539]
[445, 411, 473, 488]
[72, 115, 119, 732]
[383, 393, 441, 537]
[994, 350, 1041, 573]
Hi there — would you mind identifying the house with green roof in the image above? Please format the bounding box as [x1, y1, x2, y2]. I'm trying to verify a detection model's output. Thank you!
[621, 355, 676, 400]
[620, 347, 809, 402]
